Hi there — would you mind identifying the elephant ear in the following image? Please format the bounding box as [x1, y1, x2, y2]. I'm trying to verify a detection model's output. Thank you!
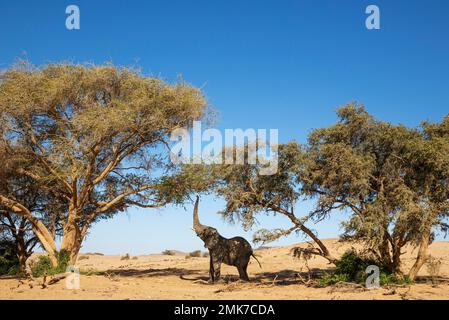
[203, 228, 220, 249]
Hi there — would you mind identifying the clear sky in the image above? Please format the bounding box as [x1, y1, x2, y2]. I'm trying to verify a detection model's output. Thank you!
[1, 1, 448, 254]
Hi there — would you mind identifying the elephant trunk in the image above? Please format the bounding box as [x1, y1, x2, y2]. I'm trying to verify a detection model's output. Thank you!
[193, 196, 206, 234]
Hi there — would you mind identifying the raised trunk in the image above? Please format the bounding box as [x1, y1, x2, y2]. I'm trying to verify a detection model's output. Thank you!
[408, 231, 431, 280]
[193, 196, 206, 234]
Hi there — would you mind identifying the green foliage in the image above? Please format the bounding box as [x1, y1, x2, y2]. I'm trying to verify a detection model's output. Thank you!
[319, 273, 350, 286]
[334, 250, 377, 283]
[318, 250, 413, 287]
[180, 104, 449, 278]
[31, 250, 70, 277]
[0, 240, 20, 275]
[0, 61, 208, 266]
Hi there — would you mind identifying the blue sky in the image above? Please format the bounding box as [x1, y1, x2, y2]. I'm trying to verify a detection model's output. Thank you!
[1, 1, 448, 254]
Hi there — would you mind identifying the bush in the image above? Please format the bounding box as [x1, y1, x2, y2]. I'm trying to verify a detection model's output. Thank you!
[318, 249, 412, 287]
[319, 273, 350, 286]
[0, 240, 20, 276]
[334, 250, 376, 283]
[162, 250, 176, 256]
[120, 253, 130, 261]
[78, 255, 89, 261]
[31, 250, 70, 277]
[188, 250, 202, 258]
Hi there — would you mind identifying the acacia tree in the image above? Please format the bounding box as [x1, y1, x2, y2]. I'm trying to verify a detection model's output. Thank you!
[302, 105, 449, 278]
[173, 142, 339, 264]
[0, 148, 63, 273]
[0, 215, 37, 274]
[177, 105, 449, 280]
[0, 62, 207, 265]
[406, 115, 449, 278]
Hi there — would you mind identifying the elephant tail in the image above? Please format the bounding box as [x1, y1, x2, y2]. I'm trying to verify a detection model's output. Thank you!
[251, 253, 262, 268]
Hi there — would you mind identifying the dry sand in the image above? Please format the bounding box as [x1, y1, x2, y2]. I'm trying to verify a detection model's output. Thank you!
[1, 239, 448, 300]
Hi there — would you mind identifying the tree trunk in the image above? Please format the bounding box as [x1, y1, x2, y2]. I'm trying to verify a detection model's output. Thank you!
[69, 240, 83, 265]
[408, 231, 431, 280]
[378, 236, 393, 271]
[17, 250, 28, 275]
[60, 209, 84, 265]
[0, 195, 58, 267]
[30, 224, 58, 267]
[267, 203, 338, 265]
[296, 223, 338, 264]
[391, 244, 403, 276]
[16, 226, 28, 275]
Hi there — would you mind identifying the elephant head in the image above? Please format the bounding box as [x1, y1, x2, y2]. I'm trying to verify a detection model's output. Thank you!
[193, 196, 220, 249]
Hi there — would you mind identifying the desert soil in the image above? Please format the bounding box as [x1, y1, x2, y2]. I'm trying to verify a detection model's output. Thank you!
[1, 239, 448, 300]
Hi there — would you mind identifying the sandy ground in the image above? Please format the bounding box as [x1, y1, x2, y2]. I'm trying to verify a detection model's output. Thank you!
[1, 239, 449, 300]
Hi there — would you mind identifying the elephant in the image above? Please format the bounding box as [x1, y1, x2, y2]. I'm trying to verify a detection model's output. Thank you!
[192, 196, 261, 283]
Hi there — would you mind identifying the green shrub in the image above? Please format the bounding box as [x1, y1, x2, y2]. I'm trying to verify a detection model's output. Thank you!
[31, 250, 70, 277]
[334, 250, 376, 283]
[0, 240, 20, 276]
[319, 273, 349, 286]
[318, 249, 412, 287]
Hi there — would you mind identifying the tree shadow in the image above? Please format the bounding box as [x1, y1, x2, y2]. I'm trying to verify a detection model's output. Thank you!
[414, 275, 449, 284]
[99, 267, 204, 279]
[96, 266, 334, 286]
[250, 267, 334, 286]
[0, 274, 27, 280]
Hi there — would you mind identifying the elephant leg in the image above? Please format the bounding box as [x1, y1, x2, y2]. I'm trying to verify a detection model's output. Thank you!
[237, 260, 250, 281]
[209, 256, 222, 283]
[209, 256, 214, 282]
[212, 260, 222, 282]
